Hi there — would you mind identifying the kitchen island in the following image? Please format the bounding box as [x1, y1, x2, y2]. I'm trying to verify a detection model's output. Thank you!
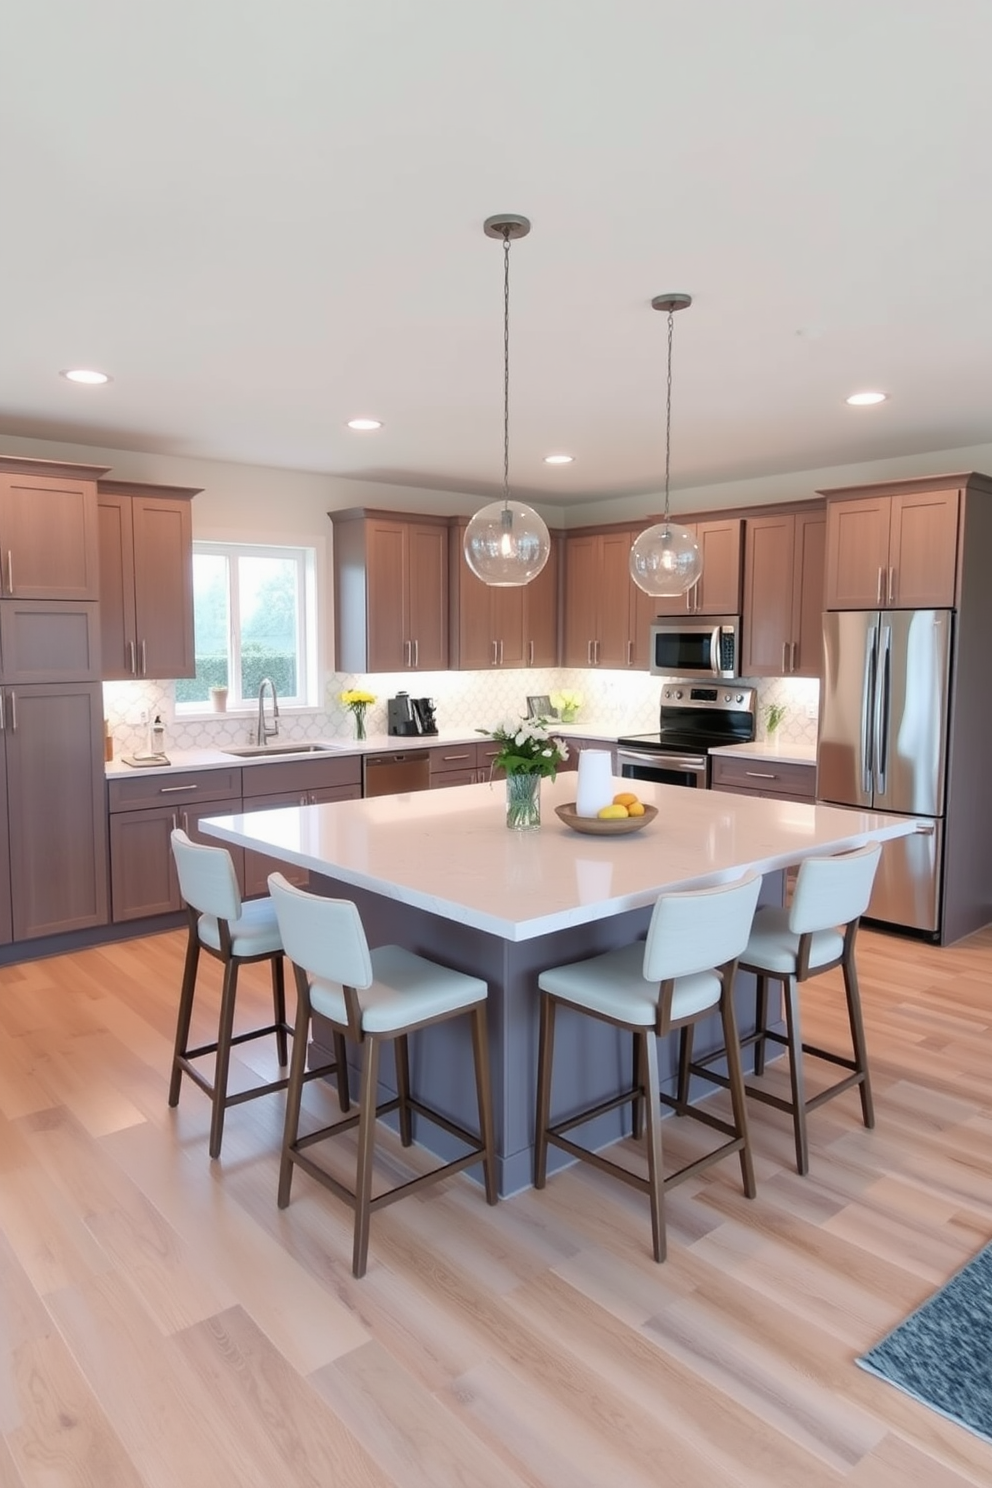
[202, 774, 919, 1194]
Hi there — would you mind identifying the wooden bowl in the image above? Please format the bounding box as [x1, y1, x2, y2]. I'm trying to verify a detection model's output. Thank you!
[554, 802, 658, 836]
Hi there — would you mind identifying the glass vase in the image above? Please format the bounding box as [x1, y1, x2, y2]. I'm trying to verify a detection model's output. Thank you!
[505, 772, 541, 831]
[354, 709, 367, 741]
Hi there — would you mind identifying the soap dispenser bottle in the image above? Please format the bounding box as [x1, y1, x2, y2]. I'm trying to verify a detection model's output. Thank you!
[150, 714, 165, 755]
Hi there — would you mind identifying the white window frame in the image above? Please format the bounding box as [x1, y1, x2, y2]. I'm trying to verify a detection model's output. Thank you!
[177, 540, 319, 714]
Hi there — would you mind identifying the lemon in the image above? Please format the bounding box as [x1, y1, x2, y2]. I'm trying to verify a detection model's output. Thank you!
[598, 803, 629, 819]
[613, 791, 639, 807]
[626, 801, 646, 817]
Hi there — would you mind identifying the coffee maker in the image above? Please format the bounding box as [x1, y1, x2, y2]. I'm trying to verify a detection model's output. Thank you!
[387, 692, 438, 736]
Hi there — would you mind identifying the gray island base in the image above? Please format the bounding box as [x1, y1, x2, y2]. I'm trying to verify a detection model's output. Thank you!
[202, 774, 918, 1197]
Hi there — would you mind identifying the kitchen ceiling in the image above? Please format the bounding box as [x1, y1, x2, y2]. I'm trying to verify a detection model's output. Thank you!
[3, 1, 992, 507]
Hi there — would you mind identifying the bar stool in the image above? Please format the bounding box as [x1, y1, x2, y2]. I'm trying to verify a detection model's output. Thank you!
[684, 841, 881, 1176]
[535, 870, 762, 1262]
[169, 830, 349, 1158]
[267, 872, 497, 1278]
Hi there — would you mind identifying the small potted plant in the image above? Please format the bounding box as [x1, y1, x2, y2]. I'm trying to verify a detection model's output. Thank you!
[550, 689, 583, 725]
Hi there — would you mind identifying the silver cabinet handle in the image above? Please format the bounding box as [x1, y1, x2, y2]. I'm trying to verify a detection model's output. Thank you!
[492, 639, 498, 666]
[171, 813, 178, 831]
[413, 639, 419, 667]
[5, 551, 11, 594]
[8, 691, 15, 731]
[528, 639, 534, 665]
[627, 639, 633, 666]
[181, 811, 190, 832]
[499, 639, 504, 665]
[140, 639, 147, 675]
[745, 770, 777, 779]
[128, 639, 136, 675]
[587, 639, 594, 664]
[0, 692, 5, 731]
[790, 640, 798, 671]
[159, 784, 198, 794]
[876, 566, 884, 605]
[887, 566, 895, 604]
[404, 640, 411, 667]
[782, 641, 789, 674]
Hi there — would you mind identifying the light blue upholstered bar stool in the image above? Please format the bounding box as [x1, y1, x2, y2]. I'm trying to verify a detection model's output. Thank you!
[535, 870, 762, 1263]
[267, 872, 497, 1278]
[168, 830, 349, 1158]
[685, 841, 882, 1176]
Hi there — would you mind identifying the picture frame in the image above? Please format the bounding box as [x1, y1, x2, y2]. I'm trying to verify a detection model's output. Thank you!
[527, 694, 557, 719]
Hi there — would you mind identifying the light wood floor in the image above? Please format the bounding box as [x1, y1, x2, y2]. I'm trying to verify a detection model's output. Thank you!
[0, 921, 990, 1487]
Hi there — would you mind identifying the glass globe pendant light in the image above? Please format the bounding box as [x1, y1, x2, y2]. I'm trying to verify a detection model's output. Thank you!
[629, 293, 702, 597]
[463, 215, 551, 587]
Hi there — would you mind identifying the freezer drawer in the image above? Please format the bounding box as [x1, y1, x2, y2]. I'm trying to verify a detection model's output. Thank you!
[866, 819, 942, 936]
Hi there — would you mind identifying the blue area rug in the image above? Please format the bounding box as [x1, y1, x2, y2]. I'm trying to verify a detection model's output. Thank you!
[857, 1240, 992, 1444]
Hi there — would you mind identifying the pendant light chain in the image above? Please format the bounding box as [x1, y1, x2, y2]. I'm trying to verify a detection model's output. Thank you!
[663, 305, 674, 525]
[502, 228, 511, 509]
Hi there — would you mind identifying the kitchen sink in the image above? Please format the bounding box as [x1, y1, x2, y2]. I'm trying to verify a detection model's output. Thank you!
[221, 743, 339, 758]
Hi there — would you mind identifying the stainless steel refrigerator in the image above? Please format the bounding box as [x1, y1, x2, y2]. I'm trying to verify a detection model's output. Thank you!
[818, 609, 951, 936]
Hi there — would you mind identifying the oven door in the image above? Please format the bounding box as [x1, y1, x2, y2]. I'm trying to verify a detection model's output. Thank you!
[616, 748, 709, 790]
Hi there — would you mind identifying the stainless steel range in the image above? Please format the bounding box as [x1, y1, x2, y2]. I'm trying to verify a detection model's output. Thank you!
[616, 684, 756, 789]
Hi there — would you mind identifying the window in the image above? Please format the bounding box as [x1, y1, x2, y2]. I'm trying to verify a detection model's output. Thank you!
[175, 542, 317, 711]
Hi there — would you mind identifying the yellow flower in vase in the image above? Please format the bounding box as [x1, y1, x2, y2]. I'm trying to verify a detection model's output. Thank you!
[340, 688, 376, 740]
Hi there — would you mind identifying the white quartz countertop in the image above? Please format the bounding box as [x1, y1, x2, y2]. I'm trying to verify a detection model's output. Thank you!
[200, 772, 919, 943]
[104, 723, 635, 780]
[709, 740, 817, 766]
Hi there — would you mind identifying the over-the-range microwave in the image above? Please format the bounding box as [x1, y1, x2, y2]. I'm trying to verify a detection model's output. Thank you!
[648, 616, 741, 678]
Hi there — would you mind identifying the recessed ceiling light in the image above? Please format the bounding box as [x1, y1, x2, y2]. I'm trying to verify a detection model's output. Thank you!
[347, 417, 382, 431]
[543, 453, 574, 465]
[60, 368, 111, 385]
[845, 391, 888, 406]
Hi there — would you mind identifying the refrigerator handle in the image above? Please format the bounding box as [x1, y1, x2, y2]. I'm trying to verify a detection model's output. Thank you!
[861, 624, 877, 796]
[875, 623, 892, 797]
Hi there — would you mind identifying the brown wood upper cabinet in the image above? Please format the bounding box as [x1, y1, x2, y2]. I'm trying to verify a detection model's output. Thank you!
[822, 484, 961, 609]
[98, 480, 198, 681]
[448, 521, 560, 669]
[648, 518, 744, 617]
[331, 510, 448, 673]
[563, 528, 655, 669]
[742, 510, 825, 677]
[0, 457, 107, 600]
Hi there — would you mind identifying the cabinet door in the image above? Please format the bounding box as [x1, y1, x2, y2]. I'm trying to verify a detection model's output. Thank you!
[132, 496, 195, 678]
[0, 730, 10, 945]
[824, 497, 891, 609]
[5, 681, 108, 939]
[888, 489, 960, 607]
[491, 584, 526, 668]
[0, 473, 100, 600]
[406, 521, 448, 670]
[791, 512, 826, 677]
[110, 805, 183, 920]
[450, 549, 496, 669]
[742, 514, 796, 676]
[692, 519, 743, 614]
[98, 495, 137, 679]
[0, 601, 101, 682]
[563, 535, 601, 666]
[366, 519, 408, 671]
[522, 539, 559, 668]
[597, 531, 636, 667]
[646, 522, 698, 616]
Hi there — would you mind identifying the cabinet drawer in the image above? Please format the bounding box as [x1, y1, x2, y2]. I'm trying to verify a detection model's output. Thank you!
[108, 768, 242, 812]
[239, 754, 361, 796]
[710, 755, 816, 799]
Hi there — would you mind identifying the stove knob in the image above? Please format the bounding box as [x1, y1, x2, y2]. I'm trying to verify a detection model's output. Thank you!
[663, 689, 671, 698]
[723, 693, 732, 702]
[736, 693, 744, 704]
[674, 689, 684, 700]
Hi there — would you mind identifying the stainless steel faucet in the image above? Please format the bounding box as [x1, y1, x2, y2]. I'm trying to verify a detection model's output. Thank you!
[256, 677, 279, 746]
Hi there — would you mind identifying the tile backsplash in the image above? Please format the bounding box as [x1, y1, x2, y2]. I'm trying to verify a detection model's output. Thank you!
[104, 670, 819, 756]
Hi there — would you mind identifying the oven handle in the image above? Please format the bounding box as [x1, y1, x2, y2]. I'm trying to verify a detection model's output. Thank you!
[617, 749, 707, 771]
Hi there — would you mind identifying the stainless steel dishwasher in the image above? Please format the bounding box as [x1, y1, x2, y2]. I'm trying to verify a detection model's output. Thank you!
[362, 749, 431, 797]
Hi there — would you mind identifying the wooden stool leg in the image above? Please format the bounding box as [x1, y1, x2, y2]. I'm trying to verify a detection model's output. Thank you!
[209, 959, 240, 1159]
[353, 1036, 382, 1279]
[169, 930, 200, 1107]
[271, 954, 288, 1067]
[631, 1032, 644, 1139]
[333, 1032, 351, 1112]
[753, 974, 769, 1076]
[843, 956, 875, 1129]
[534, 993, 556, 1188]
[676, 1024, 693, 1114]
[395, 1034, 413, 1145]
[639, 1030, 666, 1263]
[470, 1002, 497, 1205]
[782, 975, 810, 1176]
[719, 975, 756, 1198]
[278, 972, 312, 1208]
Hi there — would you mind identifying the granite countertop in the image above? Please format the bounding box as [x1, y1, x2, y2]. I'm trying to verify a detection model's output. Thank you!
[709, 740, 817, 766]
[200, 772, 917, 942]
[105, 722, 635, 780]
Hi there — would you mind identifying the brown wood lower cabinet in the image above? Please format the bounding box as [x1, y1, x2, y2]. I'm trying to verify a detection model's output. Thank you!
[429, 740, 506, 787]
[240, 760, 361, 896]
[710, 754, 816, 801]
[108, 768, 242, 922]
